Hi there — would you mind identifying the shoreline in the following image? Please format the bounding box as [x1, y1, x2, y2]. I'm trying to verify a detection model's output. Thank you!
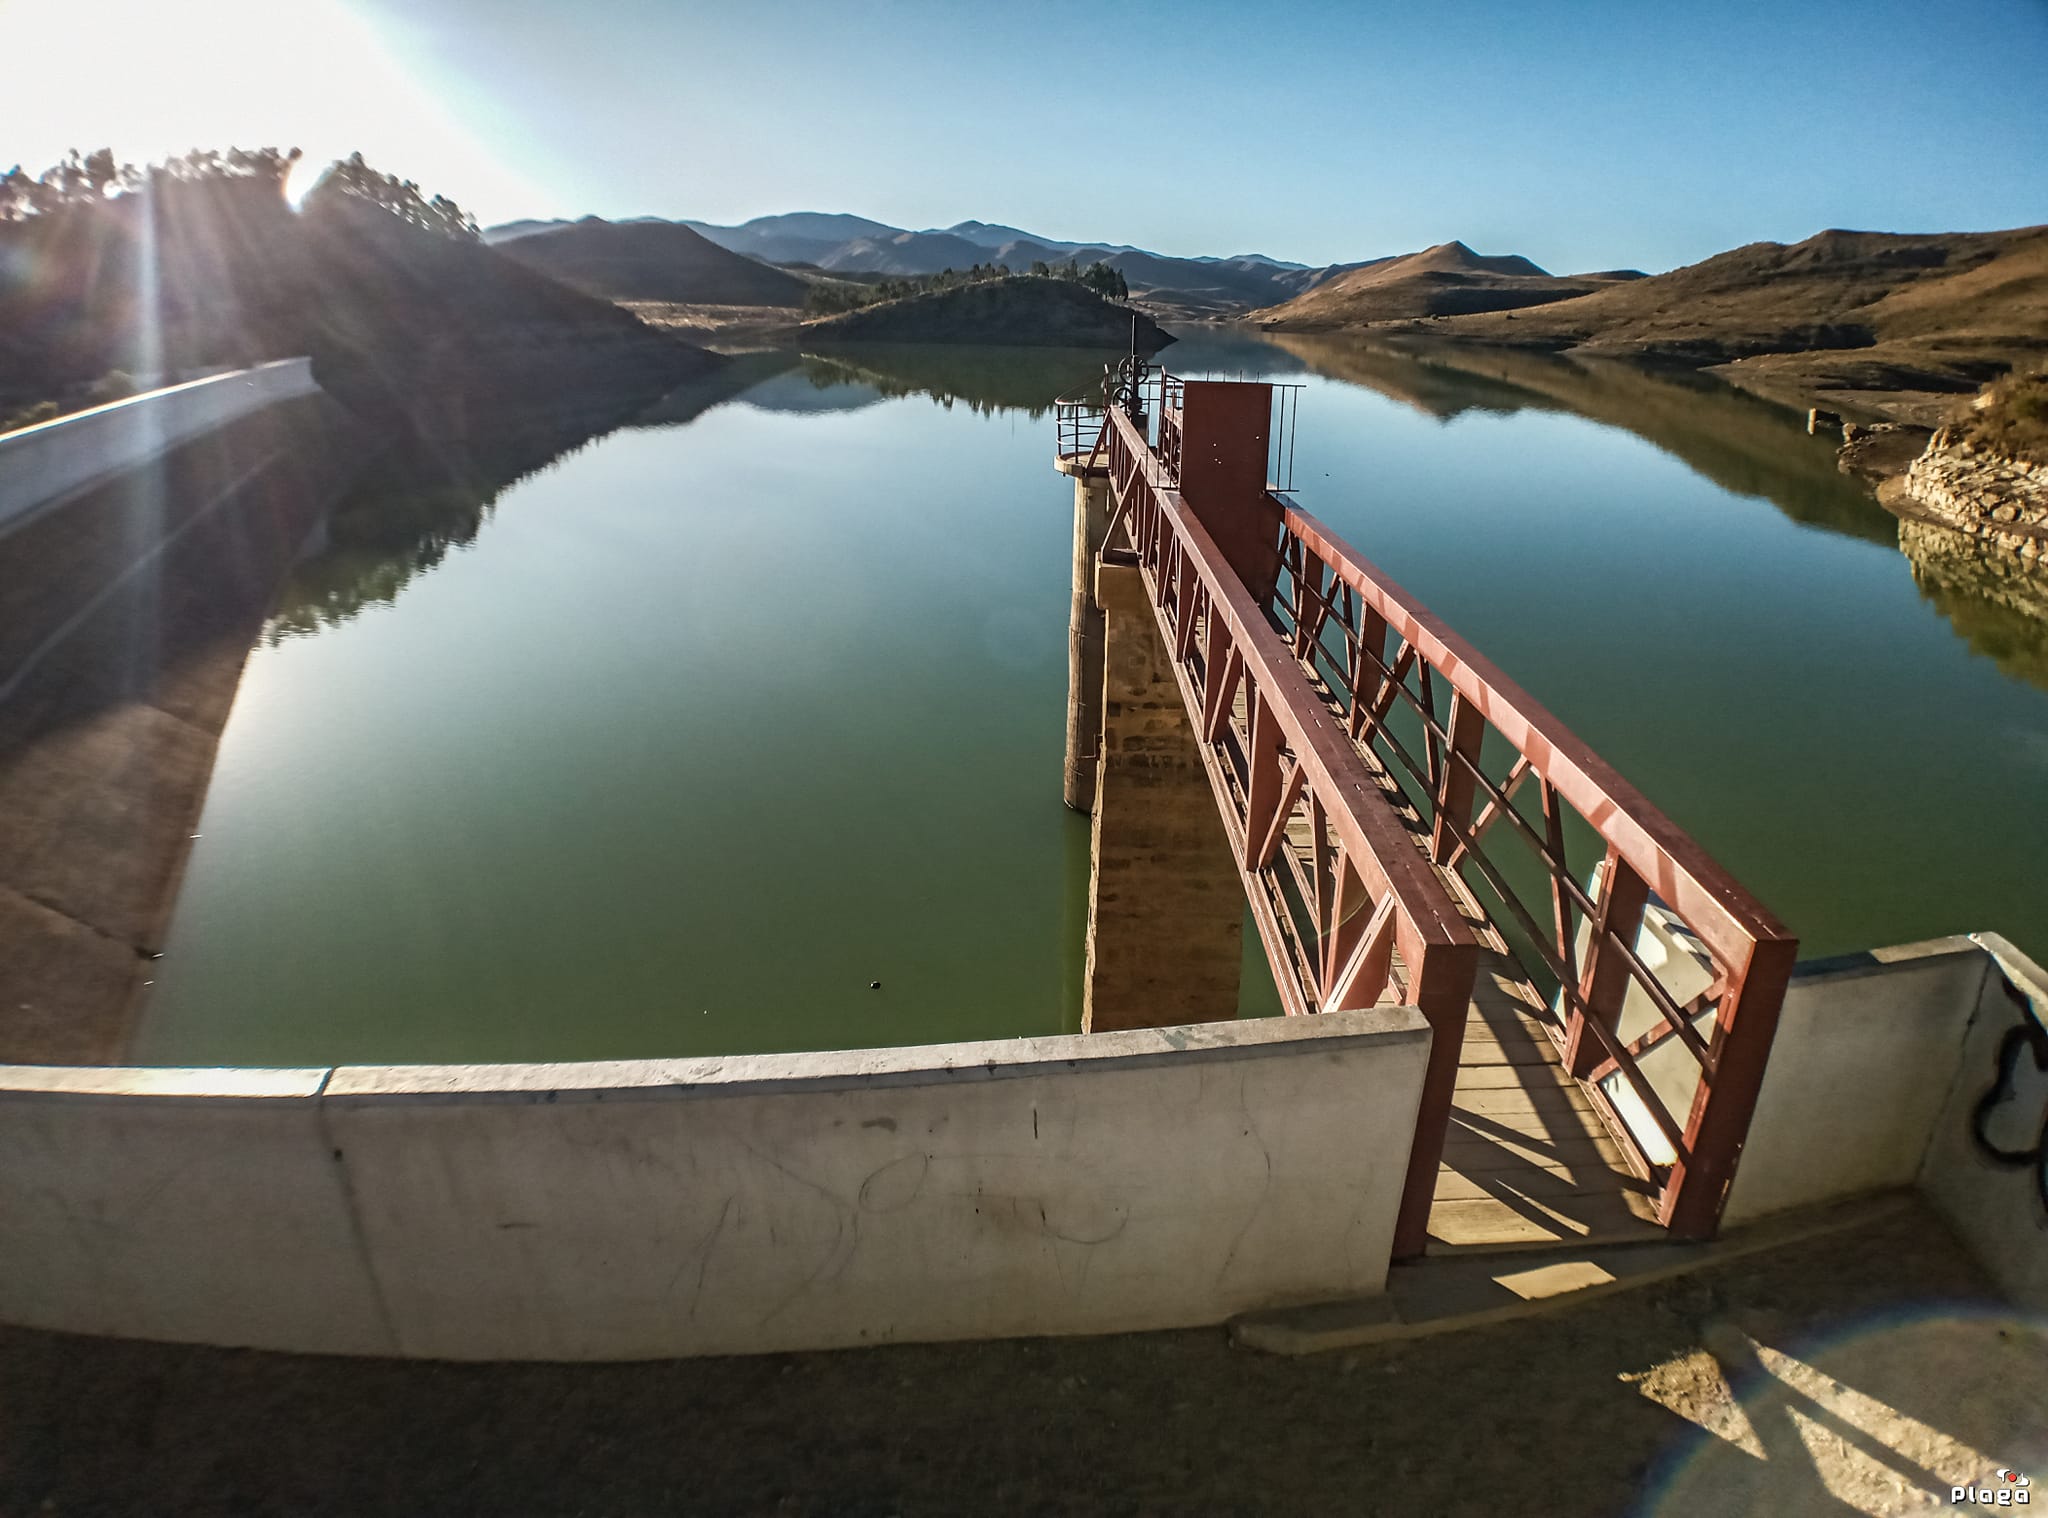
[1243, 316, 1974, 427]
[0, 395, 366, 1064]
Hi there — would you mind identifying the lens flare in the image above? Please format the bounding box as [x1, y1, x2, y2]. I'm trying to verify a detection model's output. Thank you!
[1637, 1304, 2048, 1515]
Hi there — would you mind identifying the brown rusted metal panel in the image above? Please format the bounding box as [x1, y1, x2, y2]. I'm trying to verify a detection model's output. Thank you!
[1173, 381, 1283, 605]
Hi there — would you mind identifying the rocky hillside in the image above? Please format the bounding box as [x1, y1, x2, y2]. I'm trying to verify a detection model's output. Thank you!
[492, 216, 808, 306]
[801, 276, 1174, 350]
[1954, 368, 2048, 466]
[1252, 242, 1641, 328]
[1393, 226, 2048, 421]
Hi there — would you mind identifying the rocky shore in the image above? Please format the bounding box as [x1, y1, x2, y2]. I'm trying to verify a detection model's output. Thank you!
[1878, 433, 2048, 565]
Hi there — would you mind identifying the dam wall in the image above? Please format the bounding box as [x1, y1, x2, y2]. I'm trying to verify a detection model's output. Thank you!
[0, 359, 321, 538]
[0, 1008, 1432, 1360]
[0, 383, 366, 1063]
[1723, 932, 2048, 1311]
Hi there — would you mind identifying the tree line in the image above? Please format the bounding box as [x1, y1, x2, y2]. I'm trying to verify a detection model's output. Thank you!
[0, 146, 480, 242]
[804, 258, 1131, 316]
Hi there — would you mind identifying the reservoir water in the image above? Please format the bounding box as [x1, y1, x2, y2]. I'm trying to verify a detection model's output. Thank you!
[135, 334, 2048, 1066]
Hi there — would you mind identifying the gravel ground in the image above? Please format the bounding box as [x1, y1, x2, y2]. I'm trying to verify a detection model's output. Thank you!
[0, 1200, 2036, 1517]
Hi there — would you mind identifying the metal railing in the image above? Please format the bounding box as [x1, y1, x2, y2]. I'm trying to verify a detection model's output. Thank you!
[1055, 395, 1108, 467]
[1067, 379, 1797, 1241]
[1068, 372, 1303, 492]
[1102, 406, 1481, 1257]
[1268, 505, 1798, 1236]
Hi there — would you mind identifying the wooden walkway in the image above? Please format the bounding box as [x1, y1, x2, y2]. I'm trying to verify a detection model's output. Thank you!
[1275, 673, 1663, 1254]
[1431, 956, 1661, 1251]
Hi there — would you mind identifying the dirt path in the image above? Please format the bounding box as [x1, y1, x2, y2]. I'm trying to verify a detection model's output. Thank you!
[1, 1200, 2036, 1516]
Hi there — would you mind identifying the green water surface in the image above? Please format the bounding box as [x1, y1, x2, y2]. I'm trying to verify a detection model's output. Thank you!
[135, 334, 2048, 1065]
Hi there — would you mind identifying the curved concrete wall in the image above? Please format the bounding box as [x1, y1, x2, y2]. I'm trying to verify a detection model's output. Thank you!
[0, 1008, 1430, 1360]
[1723, 936, 1989, 1226]
[1722, 932, 2048, 1312]
[1919, 934, 2048, 1311]
[0, 359, 319, 538]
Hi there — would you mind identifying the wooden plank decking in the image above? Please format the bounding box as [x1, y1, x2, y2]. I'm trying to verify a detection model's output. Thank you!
[1430, 957, 1662, 1251]
[1271, 666, 1663, 1254]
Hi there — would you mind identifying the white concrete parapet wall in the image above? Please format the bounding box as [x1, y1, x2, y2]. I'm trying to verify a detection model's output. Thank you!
[0, 358, 320, 537]
[1723, 932, 2048, 1312]
[1723, 936, 1990, 1226]
[0, 1007, 1430, 1360]
[1919, 934, 2048, 1311]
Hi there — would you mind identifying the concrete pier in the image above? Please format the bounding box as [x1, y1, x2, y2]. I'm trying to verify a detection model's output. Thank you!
[1083, 560, 1244, 1032]
[1062, 472, 1109, 812]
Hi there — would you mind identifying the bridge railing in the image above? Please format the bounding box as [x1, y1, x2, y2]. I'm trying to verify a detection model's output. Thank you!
[1269, 505, 1799, 1236]
[1055, 395, 1108, 466]
[1152, 373, 1302, 492]
[1102, 407, 1481, 1257]
[1061, 372, 1301, 491]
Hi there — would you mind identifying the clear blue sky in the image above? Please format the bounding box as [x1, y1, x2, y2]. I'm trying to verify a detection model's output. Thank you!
[6, 0, 2044, 272]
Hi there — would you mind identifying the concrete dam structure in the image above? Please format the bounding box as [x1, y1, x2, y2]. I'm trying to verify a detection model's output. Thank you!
[0, 361, 2041, 1361]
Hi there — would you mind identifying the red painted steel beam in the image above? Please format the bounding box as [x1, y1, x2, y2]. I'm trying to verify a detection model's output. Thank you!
[1102, 408, 1478, 1261]
[1280, 501, 1794, 975]
[1109, 413, 1479, 967]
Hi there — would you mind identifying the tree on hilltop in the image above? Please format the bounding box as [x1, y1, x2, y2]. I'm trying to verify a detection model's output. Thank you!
[302, 152, 480, 242]
[1, 145, 305, 221]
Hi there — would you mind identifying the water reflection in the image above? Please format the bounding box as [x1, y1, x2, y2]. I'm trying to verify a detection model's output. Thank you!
[1900, 517, 2048, 692]
[1251, 331, 2048, 695]
[631, 344, 1120, 425]
[791, 345, 1118, 418]
[1267, 334, 1900, 545]
[629, 350, 803, 426]
[129, 328, 2048, 1065]
[273, 371, 765, 640]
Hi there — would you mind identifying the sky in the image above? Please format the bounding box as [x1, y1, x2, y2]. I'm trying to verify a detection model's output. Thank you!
[2, 0, 2044, 273]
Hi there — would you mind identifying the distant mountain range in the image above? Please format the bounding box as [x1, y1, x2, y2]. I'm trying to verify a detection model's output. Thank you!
[485, 212, 1356, 317]
[493, 216, 809, 307]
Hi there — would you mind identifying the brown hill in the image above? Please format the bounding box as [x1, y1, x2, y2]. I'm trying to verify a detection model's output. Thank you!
[0, 167, 717, 432]
[1370, 226, 2048, 421]
[493, 216, 808, 307]
[802, 276, 1174, 350]
[1253, 241, 1632, 327]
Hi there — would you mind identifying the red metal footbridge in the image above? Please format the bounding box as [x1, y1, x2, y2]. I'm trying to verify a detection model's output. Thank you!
[1056, 369, 1798, 1259]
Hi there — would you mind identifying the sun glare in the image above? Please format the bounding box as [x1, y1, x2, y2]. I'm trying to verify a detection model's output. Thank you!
[0, 0, 556, 221]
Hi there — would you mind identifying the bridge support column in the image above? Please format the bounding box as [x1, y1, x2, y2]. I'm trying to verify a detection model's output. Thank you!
[1083, 561, 1243, 1032]
[1062, 474, 1108, 813]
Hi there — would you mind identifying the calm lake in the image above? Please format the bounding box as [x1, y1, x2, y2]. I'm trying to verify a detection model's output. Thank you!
[134, 333, 2048, 1066]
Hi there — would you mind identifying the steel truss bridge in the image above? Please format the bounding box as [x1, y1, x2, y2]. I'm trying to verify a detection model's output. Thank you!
[1057, 373, 1797, 1258]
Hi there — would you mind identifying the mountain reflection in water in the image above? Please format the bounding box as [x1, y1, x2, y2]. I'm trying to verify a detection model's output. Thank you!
[128, 330, 2048, 1070]
[278, 331, 2048, 698]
